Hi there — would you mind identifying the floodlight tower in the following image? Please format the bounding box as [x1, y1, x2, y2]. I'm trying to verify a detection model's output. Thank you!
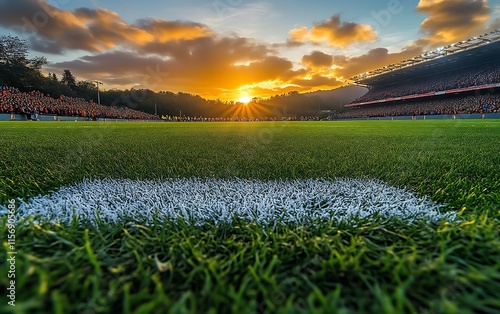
[88, 80, 103, 105]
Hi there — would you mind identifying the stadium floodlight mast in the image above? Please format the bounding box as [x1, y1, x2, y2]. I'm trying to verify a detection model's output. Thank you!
[87, 80, 103, 105]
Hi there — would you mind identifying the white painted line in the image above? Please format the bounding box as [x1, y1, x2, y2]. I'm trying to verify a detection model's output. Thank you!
[1, 178, 456, 226]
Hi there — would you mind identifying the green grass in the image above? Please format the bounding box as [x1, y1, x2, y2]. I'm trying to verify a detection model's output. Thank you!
[1, 120, 499, 313]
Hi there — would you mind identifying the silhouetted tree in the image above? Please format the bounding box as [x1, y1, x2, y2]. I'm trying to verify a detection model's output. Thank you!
[61, 69, 77, 89]
[0, 35, 47, 89]
[0, 35, 29, 65]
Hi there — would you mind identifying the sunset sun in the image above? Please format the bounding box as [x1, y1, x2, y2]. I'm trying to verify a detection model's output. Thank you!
[238, 95, 252, 104]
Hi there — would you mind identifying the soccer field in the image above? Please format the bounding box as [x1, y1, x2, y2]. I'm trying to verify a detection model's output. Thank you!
[1, 120, 499, 313]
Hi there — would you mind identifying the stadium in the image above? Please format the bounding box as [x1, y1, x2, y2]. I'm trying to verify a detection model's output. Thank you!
[340, 30, 500, 119]
[2, 32, 500, 123]
[1, 2, 499, 313]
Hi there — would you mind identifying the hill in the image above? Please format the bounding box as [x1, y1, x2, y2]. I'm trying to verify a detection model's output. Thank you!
[304, 85, 368, 112]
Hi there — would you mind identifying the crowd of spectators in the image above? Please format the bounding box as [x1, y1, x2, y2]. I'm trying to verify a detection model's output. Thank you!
[0, 86, 321, 122]
[335, 93, 500, 119]
[0, 86, 159, 120]
[352, 65, 500, 104]
[3, 85, 499, 122]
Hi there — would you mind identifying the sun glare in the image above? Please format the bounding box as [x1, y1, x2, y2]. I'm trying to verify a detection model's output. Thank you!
[238, 95, 252, 104]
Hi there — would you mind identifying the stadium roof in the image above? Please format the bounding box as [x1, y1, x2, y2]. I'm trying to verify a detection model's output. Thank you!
[350, 30, 500, 87]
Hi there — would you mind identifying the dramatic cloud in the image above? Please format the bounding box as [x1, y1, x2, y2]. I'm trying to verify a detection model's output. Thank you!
[0, 0, 315, 99]
[288, 15, 377, 47]
[46, 36, 296, 98]
[0, 0, 212, 54]
[416, 0, 491, 47]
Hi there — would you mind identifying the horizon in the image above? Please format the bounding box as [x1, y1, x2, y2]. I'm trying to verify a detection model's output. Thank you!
[0, 0, 499, 101]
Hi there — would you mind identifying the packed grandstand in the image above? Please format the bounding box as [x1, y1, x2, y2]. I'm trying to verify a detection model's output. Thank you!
[337, 30, 500, 119]
[335, 93, 500, 119]
[0, 86, 159, 120]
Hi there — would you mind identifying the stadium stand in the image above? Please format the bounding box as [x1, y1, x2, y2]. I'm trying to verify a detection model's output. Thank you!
[341, 30, 500, 119]
[336, 93, 500, 119]
[352, 66, 500, 104]
[0, 86, 158, 120]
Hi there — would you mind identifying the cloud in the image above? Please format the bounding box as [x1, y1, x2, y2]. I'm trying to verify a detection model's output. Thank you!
[4, 1, 312, 99]
[333, 45, 424, 79]
[416, 0, 491, 47]
[136, 19, 213, 43]
[288, 15, 377, 47]
[287, 27, 309, 46]
[46, 36, 297, 98]
[291, 75, 340, 88]
[302, 51, 333, 69]
[0, 0, 212, 54]
[46, 34, 348, 99]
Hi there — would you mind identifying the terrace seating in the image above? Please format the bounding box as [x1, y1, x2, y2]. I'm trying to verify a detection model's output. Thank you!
[351, 65, 500, 104]
[336, 93, 500, 119]
[0, 86, 158, 120]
